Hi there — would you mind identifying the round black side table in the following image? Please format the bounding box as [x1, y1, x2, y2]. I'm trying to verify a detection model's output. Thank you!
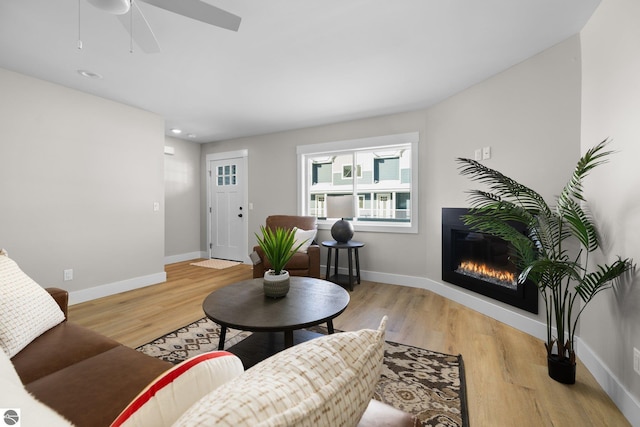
[322, 240, 364, 291]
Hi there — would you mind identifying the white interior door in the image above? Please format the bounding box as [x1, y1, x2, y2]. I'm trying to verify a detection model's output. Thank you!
[208, 153, 247, 261]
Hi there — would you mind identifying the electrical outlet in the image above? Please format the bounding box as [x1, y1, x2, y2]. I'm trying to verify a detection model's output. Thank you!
[634, 348, 640, 375]
[482, 146, 492, 160]
[63, 269, 73, 281]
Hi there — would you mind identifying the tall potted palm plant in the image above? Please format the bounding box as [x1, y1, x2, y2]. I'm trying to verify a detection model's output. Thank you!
[457, 140, 633, 384]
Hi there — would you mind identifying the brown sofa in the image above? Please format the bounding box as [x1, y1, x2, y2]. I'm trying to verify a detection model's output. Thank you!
[10, 288, 417, 427]
[10, 288, 172, 427]
[252, 215, 321, 279]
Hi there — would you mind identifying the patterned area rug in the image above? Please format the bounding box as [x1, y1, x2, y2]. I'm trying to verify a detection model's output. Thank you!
[137, 318, 469, 427]
[379, 341, 468, 427]
[136, 317, 251, 362]
[189, 259, 241, 269]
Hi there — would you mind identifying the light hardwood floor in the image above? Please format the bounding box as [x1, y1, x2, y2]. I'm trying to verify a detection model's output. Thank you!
[68, 260, 630, 426]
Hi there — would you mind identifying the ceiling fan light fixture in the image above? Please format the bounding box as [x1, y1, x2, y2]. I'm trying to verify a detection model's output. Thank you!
[86, 0, 131, 15]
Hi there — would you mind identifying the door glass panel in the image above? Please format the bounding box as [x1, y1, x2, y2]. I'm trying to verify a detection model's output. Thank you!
[216, 163, 237, 186]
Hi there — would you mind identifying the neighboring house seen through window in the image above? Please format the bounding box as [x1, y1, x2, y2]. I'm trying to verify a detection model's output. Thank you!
[297, 132, 419, 234]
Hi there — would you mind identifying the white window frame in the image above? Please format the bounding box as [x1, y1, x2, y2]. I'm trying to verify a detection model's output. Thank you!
[297, 132, 419, 234]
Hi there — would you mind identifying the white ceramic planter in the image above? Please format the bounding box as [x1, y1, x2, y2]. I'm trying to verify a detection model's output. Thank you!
[263, 270, 290, 298]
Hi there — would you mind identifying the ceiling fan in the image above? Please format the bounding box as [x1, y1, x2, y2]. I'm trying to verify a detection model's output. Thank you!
[85, 0, 241, 53]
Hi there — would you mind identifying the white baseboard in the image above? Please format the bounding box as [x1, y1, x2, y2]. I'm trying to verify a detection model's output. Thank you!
[164, 251, 208, 265]
[68, 271, 167, 305]
[577, 338, 640, 426]
[323, 264, 639, 425]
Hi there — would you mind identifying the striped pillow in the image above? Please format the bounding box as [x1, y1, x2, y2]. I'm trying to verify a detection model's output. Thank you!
[111, 351, 244, 427]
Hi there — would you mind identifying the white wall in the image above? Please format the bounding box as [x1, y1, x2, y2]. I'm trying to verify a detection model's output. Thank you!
[425, 35, 581, 290]
[580, 0, 640, 416]
[164, 136, 203, 263]
[202, 35, 582, 329]
[0, 68, 166, 302]
[201, 109, 430, 276]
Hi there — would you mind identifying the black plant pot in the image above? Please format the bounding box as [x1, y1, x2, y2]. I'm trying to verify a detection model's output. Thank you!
[547, 355, 576, 384]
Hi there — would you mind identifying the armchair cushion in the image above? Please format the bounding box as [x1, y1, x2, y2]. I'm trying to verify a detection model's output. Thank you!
[293, 227, 317, 253]
[0, 250, 65, 357]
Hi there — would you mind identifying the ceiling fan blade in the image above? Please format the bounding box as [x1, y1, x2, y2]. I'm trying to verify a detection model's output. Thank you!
[115, 1, 161, 53]
[140, 0, 241, 32]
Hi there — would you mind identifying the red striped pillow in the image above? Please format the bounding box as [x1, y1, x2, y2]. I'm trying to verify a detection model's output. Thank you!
[111, 351, 244, 427]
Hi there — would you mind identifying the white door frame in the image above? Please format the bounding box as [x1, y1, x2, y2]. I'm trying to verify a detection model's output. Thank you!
[206, 149, 249, 263]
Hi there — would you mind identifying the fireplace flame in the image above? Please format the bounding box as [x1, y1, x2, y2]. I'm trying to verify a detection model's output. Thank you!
[457, 260, 516, 285]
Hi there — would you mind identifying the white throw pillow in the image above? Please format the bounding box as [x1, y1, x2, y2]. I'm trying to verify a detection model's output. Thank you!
[0, 347, 74, 426]
[174, 316, 387, 427]
[0, 250, 65, 357]
[111, 351, 244, 427]
[293, 227, 317, 253]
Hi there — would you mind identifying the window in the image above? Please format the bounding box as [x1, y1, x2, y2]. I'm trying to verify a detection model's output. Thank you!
[373, 157, 399, 182]
[312, 162, 332, 185]
[342, 164, 362, 179]
[297, 132, 419, 233]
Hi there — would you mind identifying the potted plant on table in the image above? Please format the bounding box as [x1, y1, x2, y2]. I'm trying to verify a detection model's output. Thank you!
[255, 226, 307, 298]
[456, 140, 633, 384]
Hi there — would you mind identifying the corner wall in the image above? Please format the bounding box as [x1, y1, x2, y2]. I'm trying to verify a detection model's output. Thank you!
[580, 0, 640, 419]
[0, 68, 166, 301]
[164, 136, 203, 263]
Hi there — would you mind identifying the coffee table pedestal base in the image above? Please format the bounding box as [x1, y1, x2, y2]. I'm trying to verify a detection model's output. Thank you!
[227, 330, 323, 369]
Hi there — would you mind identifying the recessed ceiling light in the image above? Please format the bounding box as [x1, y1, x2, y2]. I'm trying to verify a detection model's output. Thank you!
[187, 133, 197, 138]
[170, 128, 182, 135]
[77, 69, 103, 79]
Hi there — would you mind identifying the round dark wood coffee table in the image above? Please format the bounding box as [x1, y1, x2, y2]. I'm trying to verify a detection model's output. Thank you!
[203, 277, 350, 351]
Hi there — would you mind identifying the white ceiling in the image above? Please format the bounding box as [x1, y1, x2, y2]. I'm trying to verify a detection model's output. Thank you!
[0, 0, 600, 143]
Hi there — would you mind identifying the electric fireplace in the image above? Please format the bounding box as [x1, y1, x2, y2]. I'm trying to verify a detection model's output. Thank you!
[442, 208, 538, 314]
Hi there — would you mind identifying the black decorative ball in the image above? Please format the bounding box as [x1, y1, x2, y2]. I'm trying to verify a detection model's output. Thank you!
[331, 220, 354, 243]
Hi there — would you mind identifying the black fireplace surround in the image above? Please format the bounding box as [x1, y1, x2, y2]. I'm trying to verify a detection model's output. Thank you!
[442, 208, 538, 314]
